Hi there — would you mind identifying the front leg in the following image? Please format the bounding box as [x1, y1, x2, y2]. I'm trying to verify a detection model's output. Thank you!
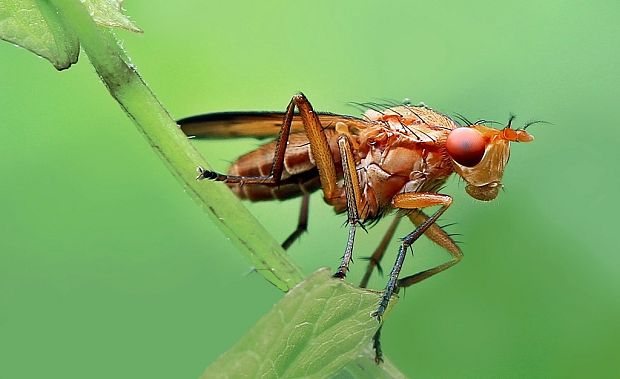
[359, 210, 462, 288]
[396, 210, 463, 288]
[373, 193, 453, 320]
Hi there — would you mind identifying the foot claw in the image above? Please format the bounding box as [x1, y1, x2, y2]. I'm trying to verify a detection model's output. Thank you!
[371, 308, 385, 322]
[196, 166, 206, 180]
[196, 166, 218, 181]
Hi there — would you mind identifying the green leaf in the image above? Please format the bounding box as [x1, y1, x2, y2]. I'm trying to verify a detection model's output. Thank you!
[0, 0, 140, 70]
[332, 349, 408, 379]
[88, 0, 142, 33]
[202, 269, 403, 378]
[0, 0, 79, 70]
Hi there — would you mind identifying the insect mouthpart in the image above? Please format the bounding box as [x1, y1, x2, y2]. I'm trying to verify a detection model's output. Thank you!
[465, 181, 502, 201]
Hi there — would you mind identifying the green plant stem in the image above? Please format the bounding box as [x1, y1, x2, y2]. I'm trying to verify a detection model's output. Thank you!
[50, 0, 304, 291]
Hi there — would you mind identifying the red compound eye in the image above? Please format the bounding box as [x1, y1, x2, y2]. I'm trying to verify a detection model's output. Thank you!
[446, 127, 486, 167]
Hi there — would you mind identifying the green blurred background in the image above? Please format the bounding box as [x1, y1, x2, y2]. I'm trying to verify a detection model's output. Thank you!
[1, 1, 619, 378]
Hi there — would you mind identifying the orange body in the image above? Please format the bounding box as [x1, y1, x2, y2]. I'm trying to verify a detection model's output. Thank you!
[179, 93, 535, 323]
[229, 106, 460, 221]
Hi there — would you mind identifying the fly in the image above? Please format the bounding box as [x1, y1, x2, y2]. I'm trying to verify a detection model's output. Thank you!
[178, 93, 534, 321]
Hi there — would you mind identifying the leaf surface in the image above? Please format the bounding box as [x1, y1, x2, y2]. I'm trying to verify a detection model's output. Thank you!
[0, 0, 140, 70]
[202, 269, 402, 378]
[88, 0, 142, 32]
[0, 0, 79, 69]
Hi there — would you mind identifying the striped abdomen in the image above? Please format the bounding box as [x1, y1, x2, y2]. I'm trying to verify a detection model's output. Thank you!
[228, 130, 340, 201]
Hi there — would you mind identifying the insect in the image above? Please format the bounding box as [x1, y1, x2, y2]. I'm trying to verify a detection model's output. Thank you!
[178, 93, 534, 321]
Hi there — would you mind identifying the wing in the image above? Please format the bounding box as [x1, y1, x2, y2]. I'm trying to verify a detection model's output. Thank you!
[177, 111, 362, 139]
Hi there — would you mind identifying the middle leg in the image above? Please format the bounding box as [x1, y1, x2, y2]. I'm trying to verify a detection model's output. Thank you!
[333, 135, 365, 278]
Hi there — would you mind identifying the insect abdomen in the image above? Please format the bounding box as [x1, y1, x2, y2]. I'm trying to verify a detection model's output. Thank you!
[227, 133, 324, 201]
